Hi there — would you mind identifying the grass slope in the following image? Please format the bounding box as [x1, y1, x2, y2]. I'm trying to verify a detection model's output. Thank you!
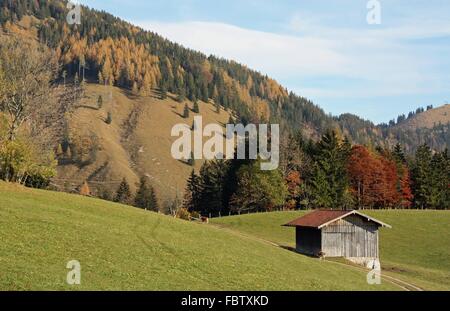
[395, 104, 450, 130]
[212, 210, 450, 290]
[56, 83, 231, 202]
[0, 182, 398, 290]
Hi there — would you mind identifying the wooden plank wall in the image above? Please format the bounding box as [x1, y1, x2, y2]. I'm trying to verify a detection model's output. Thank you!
[321, 215, 379, 258]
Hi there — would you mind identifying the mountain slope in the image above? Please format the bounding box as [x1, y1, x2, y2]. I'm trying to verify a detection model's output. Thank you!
[1, 0, 447, 153]
[55, 83, 231, 202]
[395, 104, 450, 130]
[0, 182, 398, 290]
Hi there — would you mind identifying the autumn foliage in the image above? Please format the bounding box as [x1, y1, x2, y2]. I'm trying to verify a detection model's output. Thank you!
[79, 181, 91, 196]
[347, 145, 412, 208]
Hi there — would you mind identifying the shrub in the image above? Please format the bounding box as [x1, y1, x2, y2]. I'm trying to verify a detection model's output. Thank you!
[105, 112, 112, 124]
[176, 208, 191, 220]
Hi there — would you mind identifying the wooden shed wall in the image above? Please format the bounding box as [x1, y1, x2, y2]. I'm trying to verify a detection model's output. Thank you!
[296, 227, 321, 256]
[321, 215, 379, 258]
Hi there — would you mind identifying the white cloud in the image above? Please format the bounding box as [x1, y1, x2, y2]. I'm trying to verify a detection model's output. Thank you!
[138, 21, 347, 77]
[135, 16, 450, 102]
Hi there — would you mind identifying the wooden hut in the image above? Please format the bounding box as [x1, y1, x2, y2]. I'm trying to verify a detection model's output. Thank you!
[284, 210, 391, 264]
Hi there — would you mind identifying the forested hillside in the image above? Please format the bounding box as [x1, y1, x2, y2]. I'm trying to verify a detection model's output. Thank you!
[0, 0, 448, 212]
[0, 0, 448, 153]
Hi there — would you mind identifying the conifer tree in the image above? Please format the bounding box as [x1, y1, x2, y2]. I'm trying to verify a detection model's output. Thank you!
[183, 104, 190, 119]
[393, 143, 406, 164]
[310, 130, 350, 209]
[188, 151, 195, 166]
[183, 170, 201, 212]
[105, 111, 112, 124]
[193, 99, 200, 114]
[114, 178, 132, 204]
[149, 186, 159, 212]
[135, 176, 159, 211]
[177, 88, 186, 103]
[412, 144, 432, 208]
[215, 101, 221, 113]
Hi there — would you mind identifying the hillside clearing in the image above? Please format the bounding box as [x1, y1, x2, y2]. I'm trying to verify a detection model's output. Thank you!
[56, 83, 232, 202]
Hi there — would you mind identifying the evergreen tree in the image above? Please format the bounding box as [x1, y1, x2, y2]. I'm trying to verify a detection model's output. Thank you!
[183, 170, 201, 212]
[134, 176, 159, 211]
[188, 151, 195, 166]
[393, 143, 406, 164]
[412, 144, 433, 208]
[193, 100, 200, 113]
[310, 130, 350, 209]
[105, 111, 112, 124]
[215, 101, 221, 113]
[197, 160, 229, 216]
[149, 186, 159, 212]
[114, 178, 132, 204]
[177, 88, 186, 103]
[183, 104, 190, 119]
[428, 150, 450, 209]
[99, 187, 112, 201]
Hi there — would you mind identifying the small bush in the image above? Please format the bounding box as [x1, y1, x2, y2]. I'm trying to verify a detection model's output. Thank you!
[105, 112, 112, 124]
[176, 208, 191, 220]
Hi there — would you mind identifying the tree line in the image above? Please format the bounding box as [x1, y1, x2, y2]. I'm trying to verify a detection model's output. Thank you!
[183, 130, 449, 217]
[81, 177, 159, 212]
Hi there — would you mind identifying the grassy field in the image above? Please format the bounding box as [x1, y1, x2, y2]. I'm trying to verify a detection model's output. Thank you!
[0, 182, 400, 290]
[212, 210, 450, 291]
[56, 83, 231, 202]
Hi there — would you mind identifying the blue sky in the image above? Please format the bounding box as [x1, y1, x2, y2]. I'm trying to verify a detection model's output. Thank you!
[82, 0, 450, 124]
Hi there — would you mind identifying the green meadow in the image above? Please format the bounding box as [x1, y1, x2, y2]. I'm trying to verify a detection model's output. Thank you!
[0, 182, 399, 290]
[212, 210, 450, 291]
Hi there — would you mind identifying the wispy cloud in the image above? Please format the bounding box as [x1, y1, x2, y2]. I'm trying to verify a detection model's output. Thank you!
[138, 19, 448, 86]
[135, 8, 450, 122]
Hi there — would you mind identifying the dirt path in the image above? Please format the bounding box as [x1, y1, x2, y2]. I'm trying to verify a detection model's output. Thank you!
[209, 223, 423, 291]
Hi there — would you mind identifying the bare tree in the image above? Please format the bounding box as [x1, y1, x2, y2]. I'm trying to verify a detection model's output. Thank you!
[0, 35, 81, 144]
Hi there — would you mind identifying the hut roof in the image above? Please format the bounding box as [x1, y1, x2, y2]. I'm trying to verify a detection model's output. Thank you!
[283, 210, 391, 229]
